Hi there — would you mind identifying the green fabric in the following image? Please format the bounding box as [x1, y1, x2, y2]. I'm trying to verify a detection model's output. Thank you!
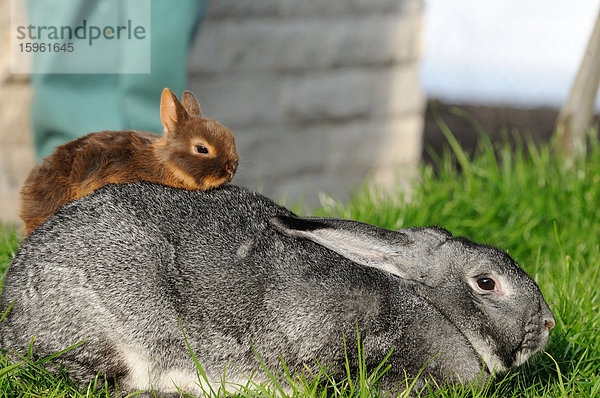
[29, 0, 207, 160]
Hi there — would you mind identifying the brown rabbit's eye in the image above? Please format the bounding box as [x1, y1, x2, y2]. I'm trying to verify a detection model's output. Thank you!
[476, 277, 496, 291]
[195, 145, 209, 154]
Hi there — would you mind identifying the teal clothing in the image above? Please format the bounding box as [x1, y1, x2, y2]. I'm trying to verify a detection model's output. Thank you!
[29, 0, 207, 160]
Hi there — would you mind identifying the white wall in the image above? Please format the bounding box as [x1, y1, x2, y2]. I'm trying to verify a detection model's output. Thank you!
[421, 0, 600, 109]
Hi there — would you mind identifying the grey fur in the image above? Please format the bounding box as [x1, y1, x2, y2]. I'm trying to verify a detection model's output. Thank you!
[0, 183, 554, 395]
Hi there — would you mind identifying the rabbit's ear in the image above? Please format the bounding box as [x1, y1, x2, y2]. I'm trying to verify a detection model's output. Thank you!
[181, 90, 202, 117]
[270, 215, 429, 283]
[160, 88, 189, 135]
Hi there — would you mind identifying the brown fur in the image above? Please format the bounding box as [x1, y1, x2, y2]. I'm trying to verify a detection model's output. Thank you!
[20, 88, 238, 237]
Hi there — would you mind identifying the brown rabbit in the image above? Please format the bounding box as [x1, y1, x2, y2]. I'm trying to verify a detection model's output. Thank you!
[19, 88, 238, 237]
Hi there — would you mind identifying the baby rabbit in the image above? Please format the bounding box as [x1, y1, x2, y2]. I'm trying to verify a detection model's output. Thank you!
[19, 88, 238, 236]
[0, 183, 555, 396]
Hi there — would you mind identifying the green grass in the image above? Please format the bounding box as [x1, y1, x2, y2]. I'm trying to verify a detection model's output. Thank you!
[315, 131, 600, 396]
[0, 226, 19, 287]
[1, 131, 600, 397]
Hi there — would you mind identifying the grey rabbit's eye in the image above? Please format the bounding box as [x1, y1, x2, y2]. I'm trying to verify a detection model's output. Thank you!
[477, 277, 496, 291]
[195, 145, 209, 154]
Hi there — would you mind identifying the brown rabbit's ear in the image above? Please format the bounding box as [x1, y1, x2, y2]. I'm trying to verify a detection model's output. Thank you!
[181, 90, 202, 117]
[160, 88, 189, 134]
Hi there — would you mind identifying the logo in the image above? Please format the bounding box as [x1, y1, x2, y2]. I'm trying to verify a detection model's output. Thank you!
[11, 0, 151, 74]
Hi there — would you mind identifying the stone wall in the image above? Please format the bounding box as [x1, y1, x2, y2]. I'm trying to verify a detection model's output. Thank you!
[0, 0, 35, 226]
[0, 0, 425, 225]
[187, 0, 425, 206]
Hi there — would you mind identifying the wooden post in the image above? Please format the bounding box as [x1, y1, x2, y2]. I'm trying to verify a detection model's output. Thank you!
[556, 6, 600, 155]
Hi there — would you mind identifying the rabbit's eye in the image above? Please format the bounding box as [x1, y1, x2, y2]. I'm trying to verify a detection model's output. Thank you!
[195, 145, 209, 154]
[477, 277, 496, 291]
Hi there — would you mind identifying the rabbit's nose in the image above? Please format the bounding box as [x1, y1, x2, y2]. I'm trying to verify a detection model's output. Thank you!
[540, 299, 555, 331]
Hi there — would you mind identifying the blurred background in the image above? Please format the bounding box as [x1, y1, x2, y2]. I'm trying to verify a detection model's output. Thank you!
[1, 0, 599, 225]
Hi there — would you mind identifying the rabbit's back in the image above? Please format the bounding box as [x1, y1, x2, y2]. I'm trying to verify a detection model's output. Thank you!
[3, 184, 282, 388]
[19, 131, 161, 236]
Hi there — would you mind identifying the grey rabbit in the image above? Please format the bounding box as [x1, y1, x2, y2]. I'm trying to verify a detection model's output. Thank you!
[0, 182, 555, 396]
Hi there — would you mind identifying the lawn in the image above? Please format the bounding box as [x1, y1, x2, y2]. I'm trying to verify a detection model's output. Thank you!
[0, 131, 599, 397]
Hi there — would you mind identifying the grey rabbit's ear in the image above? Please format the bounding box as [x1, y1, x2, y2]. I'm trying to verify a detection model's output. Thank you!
[270, 215, 432, 283]
[181, 90, 202, 117]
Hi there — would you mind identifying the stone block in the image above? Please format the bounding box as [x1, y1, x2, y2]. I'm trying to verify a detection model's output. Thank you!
[372, 66, 425, 118]
[0, 144, 34, 187]
[187, 73, 284, 128]
[205, 0, 280, 19]
[0, 188, 20, 226]
[278, 0, 423, 17]
[205, 0, 422, 18]
[0, 80, 34, 225]
[281, 66, 424, 122]
[189, 14, 421, 74]
[282, 69, 373, 121]
[0, 84, 33, 145]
